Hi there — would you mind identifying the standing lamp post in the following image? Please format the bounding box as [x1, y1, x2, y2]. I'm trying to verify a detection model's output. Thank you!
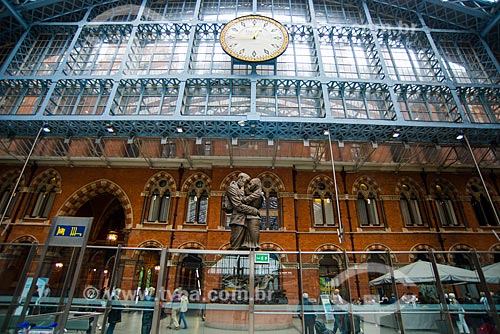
[462, 134, 500, 226]
[1, 125, 49, 237]
[324, 130, 345, 243]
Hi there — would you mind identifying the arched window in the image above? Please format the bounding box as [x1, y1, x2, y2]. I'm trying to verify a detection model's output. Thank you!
[469, 182, 499, 226]
[134, 248, 161, 293]
[185, 180, 209, 224]
[29, 176, 58, 218]
[399, 182, 424, 227]
[312, 181, 336, 226]
[0, 176, 19, 218]
[145, 179, 172, 223]
[260, 176, 281, 230]
[356, 182, 380, 227]
[432, 182, 460, 227]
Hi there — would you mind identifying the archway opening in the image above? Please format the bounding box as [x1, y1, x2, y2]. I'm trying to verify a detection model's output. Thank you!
[74, 193, 126, 245]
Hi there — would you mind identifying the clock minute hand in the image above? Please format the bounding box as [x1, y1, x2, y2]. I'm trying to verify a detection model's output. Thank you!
[227, 34, 254, 40]
[252, 29, 262, 39]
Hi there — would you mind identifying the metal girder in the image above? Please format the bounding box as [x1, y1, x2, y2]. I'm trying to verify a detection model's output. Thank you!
[482, 10, 500, 36]
[1, 0, 28, 29]
[422, 0, 491, 18]
[0, 118, 498, 146]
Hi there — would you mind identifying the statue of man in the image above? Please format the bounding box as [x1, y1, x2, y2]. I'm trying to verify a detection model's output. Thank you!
[242, 177, 264, 250]
[226, 173, 259, 249]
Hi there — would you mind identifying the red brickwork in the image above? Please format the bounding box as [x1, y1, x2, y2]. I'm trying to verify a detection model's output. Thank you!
[0, 165, 498, 252]
[0, 165, 498, 303]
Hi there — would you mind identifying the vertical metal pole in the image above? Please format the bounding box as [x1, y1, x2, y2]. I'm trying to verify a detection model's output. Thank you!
[57, 243, 89, 334]
[341, 251, 356, 334]
[151, 248, 168, 334]
[1, 126, 44, 236]
[298, 249, 305, 333]
[18, 236, 52, 323]
[470, 250, 500, 330]
[387, 251, 405, 334]
[326, 130, 345, 243]
[429, 250, 455, 334]
[248, 249, 255, 334]
[463, 134, 500, 226]
[57, 248, 79, 303]
[101, 245, 122, 334]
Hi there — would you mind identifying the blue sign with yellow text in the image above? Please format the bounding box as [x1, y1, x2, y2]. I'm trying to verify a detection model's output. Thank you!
[48, 217, 93, 247]
[54, 225, 86, 238]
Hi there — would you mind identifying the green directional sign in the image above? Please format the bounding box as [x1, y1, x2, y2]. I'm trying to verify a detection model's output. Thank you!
[255, 253, 269, 264]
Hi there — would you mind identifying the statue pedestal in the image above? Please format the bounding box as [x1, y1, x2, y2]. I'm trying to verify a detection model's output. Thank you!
[205, 306, 294, 330]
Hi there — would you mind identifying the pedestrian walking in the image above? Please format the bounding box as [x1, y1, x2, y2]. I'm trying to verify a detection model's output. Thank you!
[179, 292, 189, 329]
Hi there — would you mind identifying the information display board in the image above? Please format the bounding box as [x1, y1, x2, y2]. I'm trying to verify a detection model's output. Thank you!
[320, 294, 334, 322]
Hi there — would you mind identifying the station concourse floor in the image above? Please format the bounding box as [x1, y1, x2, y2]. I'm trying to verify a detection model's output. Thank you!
[99, 311, 443, 334]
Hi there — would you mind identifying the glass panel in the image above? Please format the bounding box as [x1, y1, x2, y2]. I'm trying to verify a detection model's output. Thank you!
[6, 27, 75, 76]
[47, 80, 111, 116]
[254, 250, 295, 333]
[367, 197, 380, 226]
[324, 197, 335, 226]
[31, 189, 47, 218]
[148, 193, 161, 222]
[314, 0, 365, 25]
[378, 31, 443, 82]
[313, 198, 324, 226]
[435, 33, 499, 85]
[112, 80, 179, 116]
[1, 246, 499, 333]
[125, 24, 189, 76]
[144, 0, 196, 21]
[158, 194, 170, 222]
[198, 194, 209, 224]
[186, 194, 197, 223]
[64, 26, 131, 76]
[0, 243, 38, 330]
[198, 249, 251, 333]
[319, 27, 382, 80]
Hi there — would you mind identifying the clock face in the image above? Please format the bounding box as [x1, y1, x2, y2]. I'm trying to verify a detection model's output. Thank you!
[220, 15, 289, 63]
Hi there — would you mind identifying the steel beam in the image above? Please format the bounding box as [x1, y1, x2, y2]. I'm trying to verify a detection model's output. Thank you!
[1, 0, 28, 29]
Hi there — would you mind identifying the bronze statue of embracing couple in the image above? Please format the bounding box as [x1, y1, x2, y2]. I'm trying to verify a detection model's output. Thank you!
[225, 173, 263, 250]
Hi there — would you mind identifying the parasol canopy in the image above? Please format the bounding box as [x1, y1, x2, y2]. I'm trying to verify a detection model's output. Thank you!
[369, 260, 480, 286]
[479, 262, 500, 284]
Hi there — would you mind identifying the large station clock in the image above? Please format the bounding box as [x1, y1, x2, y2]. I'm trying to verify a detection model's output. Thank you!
[220, 15, 289, 63]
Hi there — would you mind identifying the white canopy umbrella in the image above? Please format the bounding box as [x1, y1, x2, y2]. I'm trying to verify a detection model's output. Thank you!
[369, 260, 480, 286]
[479, 262, 500, 284]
